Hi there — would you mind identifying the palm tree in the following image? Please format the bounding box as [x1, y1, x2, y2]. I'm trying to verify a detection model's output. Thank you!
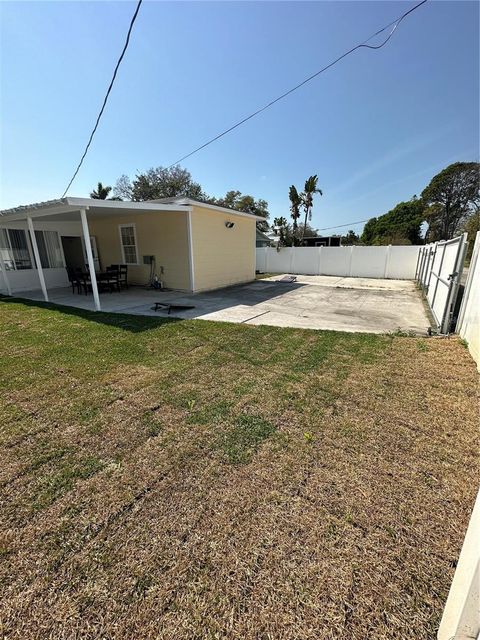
[289, 186, 302, 245]
[301, 175, 322, 242]
[90, 182, 112, 200]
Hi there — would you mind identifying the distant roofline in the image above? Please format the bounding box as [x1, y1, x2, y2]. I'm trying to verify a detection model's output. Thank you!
[149, 197, 266, 220]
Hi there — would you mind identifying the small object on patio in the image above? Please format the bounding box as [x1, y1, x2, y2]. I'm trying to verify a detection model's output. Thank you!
[278, 275, 297, 283]
[151, 302, 195, 314]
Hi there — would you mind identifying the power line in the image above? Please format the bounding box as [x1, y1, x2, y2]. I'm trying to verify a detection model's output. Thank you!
[61, 0, 143, 198]
[318, 219, 369, 231]
[167, 0, 427, 169]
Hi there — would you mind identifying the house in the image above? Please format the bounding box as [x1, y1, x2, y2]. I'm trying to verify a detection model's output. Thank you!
[255, 228, 272, 247]
[0, 197, 262, 310]
[301, 236, 342, 247]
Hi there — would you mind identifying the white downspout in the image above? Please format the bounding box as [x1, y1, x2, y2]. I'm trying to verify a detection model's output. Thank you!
[186, 209, 195, 292]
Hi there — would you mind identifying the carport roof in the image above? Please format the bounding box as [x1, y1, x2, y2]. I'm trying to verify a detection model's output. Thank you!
[0, 197, 265, 222]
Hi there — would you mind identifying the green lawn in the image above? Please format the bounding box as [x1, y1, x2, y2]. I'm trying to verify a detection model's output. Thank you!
[0, 296, 478, 639]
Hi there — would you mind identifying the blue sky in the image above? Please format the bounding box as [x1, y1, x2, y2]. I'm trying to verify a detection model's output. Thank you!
[1, 1, 478, 234]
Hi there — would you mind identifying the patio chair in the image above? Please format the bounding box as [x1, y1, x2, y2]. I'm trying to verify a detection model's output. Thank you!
[78, 272, 92, 295]
[99, 269, 120, 293]
[109, 264, 128, 289]
[66, 267, 83, 294]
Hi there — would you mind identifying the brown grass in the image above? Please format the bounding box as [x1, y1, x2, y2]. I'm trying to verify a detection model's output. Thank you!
[0, 298, 478, 639]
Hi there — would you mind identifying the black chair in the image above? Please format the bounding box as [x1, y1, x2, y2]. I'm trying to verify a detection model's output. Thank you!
[66, 267, 83, 294]
[99, 269, 120, 293]
[109, 264, 128, 289]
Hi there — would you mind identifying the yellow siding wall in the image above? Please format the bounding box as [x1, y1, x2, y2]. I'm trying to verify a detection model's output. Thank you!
[88, 211, 191, 290]
[190, 205, 256, 291]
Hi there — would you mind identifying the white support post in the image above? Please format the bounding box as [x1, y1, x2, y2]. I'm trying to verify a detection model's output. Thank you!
[80, 208, 101, 311]
[290, 247, 295, 274]
[186, 210, 195, 292]
[0, 230, 12, 296]
[27, 216, 48, 302]
[317, 245, 323, 275]
[348, 245, 355, 277]
[384, 245, 392, 279]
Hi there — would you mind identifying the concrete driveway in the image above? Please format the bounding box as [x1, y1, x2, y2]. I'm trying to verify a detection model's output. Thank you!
[131, 274, 430, 334]
[19, 274, 430, 334]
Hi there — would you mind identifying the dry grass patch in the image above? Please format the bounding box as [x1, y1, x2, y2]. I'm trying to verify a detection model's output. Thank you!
[0, 297, 478, 639]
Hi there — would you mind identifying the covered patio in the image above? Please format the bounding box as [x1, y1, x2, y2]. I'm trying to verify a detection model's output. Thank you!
[0, 197, 193, 310]
[15, 285, 190, 315]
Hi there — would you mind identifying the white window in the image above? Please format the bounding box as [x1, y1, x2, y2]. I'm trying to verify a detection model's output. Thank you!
[33, 230, 64, 268]
[119, 224, 138, 264]
[0, 229, 32, 270]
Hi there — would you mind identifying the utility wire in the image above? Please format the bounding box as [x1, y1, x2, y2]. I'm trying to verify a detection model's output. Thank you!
[318, 219, 369, 231]
[61, 0, 143, 198]
[167, 0, 427, 169]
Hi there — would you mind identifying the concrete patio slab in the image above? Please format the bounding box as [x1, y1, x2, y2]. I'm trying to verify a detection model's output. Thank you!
[14, 274, 430, 334]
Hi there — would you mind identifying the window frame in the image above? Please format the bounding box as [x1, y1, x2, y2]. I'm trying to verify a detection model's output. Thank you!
[0, 228, 33, 270]
[118, 223, 139, 265]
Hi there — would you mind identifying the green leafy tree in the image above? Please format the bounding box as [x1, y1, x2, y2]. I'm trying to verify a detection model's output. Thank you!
[461, 210, 480, 259]
[114, 165, 207, 202]
[289, 185, 302, 245]
[341, 230, 360, 245]
[273, 216, 289, 246]
[361, 198, 425, 245]
[300, 175, 322, 242]
[212, 190, 270, 231]
[421, 162, 480, 240]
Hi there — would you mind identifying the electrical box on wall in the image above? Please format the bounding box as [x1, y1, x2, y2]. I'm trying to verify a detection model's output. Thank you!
[143, 255, 155, 264]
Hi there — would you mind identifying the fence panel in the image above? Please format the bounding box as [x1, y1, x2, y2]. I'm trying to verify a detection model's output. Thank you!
[350, 246, 388, 278]
[388, 246, 422, 279]
[415, 234, 468, 334]
[457, 231, 480, 368]
[256, 245, 420, 280]
[319, 247, 351, 276]
[291, 247, 320, 275]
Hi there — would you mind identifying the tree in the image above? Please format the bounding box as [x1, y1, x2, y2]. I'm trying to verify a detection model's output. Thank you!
[212, 190, 270, 231]
[289, 185, 302, 245]
[300, 175, 322, 242]
[421, 162, 480, 240]
[114, 165, 207, 202]
[90, 182, 112, 200]
[341, 230, 359, 245]
[361, 197, 425, 245]
[273, 216, 289, 246]
[461, 210, 480, 260]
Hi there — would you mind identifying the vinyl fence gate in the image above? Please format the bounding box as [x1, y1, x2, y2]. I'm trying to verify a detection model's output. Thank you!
[415, 233, 468, 334]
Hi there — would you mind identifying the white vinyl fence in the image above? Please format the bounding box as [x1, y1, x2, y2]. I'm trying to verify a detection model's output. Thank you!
[415, 234, 468, 334]
[457, 231, 480, 369]
[256, 245, 420, 279]
[438, 488, 480, 640]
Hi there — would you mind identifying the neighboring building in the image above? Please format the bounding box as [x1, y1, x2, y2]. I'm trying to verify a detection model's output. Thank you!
[256, 228, 272, 247]
[301, 236, 342, 247]
[0, 197, 263, 309]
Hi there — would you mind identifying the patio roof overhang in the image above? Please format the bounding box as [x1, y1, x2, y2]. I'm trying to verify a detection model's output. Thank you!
[0, 196, 266, 222]
[0, 196, 263, 311]
[0, 197, 191, 223]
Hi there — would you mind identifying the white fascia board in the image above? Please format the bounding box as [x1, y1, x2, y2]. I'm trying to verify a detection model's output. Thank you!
[0, 204, 78, 222]
[179, 199, 265, 221]
[65, 198, 190, 212]
[0, 199, 192, 223]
